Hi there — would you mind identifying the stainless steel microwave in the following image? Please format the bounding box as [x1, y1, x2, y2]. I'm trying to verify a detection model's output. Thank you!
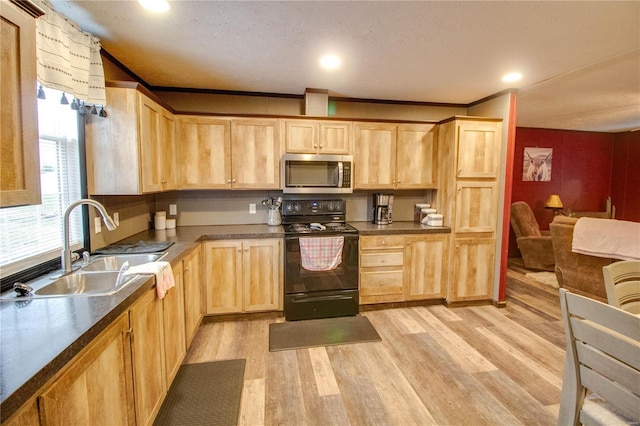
[282, 154, 353, 194]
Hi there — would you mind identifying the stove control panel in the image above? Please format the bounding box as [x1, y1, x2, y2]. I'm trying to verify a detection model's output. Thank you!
[282, 199, 344, 216]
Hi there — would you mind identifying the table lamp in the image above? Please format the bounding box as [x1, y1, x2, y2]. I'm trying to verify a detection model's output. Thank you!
[545, 194, 563, 216]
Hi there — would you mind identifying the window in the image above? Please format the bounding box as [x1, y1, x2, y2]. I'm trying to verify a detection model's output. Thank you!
[0, 88, 85, 279]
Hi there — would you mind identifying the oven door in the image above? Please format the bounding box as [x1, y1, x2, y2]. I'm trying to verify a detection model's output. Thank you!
[284, 234, 358, 294]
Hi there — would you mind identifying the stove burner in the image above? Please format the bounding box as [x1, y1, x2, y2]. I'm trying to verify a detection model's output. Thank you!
[286, 222, 357, 235]
[289, 224, 313, 233]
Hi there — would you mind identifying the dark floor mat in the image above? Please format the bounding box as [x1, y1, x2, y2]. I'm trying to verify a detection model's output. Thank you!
[269, 315, 381, 351]
[154, 359, 246, 426]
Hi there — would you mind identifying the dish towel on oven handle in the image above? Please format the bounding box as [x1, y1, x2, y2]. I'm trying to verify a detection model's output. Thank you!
[299, 236, 344, 271]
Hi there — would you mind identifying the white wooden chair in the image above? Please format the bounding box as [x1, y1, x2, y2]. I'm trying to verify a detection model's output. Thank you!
[602, 261, 640, 315]
[558, 288, 640, 426]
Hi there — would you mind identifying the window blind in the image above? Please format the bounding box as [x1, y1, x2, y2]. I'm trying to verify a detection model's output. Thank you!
[0, 88, 83, 278]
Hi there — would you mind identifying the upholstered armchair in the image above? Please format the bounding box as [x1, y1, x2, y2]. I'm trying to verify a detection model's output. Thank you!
[510, 201, 555, 271]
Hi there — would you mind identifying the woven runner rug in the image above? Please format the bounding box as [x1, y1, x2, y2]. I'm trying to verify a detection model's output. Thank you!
[154, 359, 245, 426]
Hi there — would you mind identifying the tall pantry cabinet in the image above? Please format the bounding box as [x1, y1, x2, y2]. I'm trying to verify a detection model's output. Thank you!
[437, 117, 502, 303]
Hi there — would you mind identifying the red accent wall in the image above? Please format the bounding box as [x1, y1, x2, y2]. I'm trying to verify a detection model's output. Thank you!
[509, 128, 639, 258]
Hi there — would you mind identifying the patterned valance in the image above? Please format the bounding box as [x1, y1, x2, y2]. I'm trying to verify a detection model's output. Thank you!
[35, 0, 106, 106]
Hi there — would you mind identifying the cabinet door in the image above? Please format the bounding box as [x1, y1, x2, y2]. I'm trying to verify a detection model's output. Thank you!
[85, 87, 141, 195]
[183, 246, 203, 346]
[283, 119, 318, 153]
[160, 110, 177, 190]
[0, 2, 41, 207]
[354, 122, 396, 189]
[163, 263, 186, 386]
[204, 240, 243, 314]
[454, 181, 497, 233]
[319, 121, 352, 154]
[231, 119, 281, 189]
[396, 124, 437, 189]
[139, 95, 165, 193]
[243, 239, 281, 312]
[177, 116, 231, 189]
[405, 235, 449, 300]
[449, 237, 495, 302]
[3, 398, 39, 426]
[456, 122, 501, 179]
[38, 314, 135, 426]
[129, 288, 166, 426]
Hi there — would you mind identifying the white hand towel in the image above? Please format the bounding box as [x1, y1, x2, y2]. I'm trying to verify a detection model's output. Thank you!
[125, 261, 175, 299]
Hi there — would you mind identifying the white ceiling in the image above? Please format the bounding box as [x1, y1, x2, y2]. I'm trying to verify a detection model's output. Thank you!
[53, 1, 640, 132]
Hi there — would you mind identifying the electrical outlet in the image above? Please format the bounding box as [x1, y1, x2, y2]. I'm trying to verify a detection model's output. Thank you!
[249, 203, 256, 214]
[94, 217, 102, 234]
[113, 212, 120, 226]
[169, 204, 177, 215]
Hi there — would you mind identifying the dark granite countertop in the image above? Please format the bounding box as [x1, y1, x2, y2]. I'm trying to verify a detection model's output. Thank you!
[0, 224, 285, 421]
[350, 221, 451, 235]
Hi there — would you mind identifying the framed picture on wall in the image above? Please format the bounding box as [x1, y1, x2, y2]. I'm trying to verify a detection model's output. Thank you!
[523, 147, 553, 182]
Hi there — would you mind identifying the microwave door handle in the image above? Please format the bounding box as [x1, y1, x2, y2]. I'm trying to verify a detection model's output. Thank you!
[337, 161, 344, 188]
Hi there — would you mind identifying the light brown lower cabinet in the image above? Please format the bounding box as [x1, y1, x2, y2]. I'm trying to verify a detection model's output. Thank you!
[359, 233, 449, 305]
[204, 239, 282, 314]
[163, 264, 186, 386]
[448, 236, 495, 302]
[404, 234, 449, 300]
[5, 252, 202, 426]
[182, 246, 203, 347]
[129, 287, 166, 426]
[36, 313, 135, 425]
[2, 397, 40, 426]
[360, 235, 406, 304]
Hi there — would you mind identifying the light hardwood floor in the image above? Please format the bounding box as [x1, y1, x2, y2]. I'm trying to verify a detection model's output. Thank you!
[184, 263, 566, 425]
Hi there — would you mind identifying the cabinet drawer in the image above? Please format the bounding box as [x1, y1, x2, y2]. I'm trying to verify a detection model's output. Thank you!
[360, 271, 403, 296]
[360, 235, 405, 250]
[361, 252, 404, 268]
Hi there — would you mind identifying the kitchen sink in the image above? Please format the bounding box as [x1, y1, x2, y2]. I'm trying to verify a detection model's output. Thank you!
[34, 271, 137, 297]
[81, 252, 167, 272]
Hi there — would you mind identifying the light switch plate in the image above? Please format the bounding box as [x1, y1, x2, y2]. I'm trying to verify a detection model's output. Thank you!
[249, 203, 256, 214]
[169, 204, 177, 215]
[113, 212, 120, 226]
[94, 217, 102, 234]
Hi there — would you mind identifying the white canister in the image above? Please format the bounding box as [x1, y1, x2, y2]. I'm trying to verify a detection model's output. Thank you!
[426, 213, 444, 227]
[165, 218, 176, 229]
[154, 212, 166, 230]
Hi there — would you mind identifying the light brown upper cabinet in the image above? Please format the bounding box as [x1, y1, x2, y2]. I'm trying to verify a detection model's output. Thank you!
[354, 122, 397, 189]
[230, 119, 281, 189]
[455, 122, 500, 179]
[354, 122, 436, 189]
[283, 119, 352, 154]
[86, 84, 176, 195]
[139, 96, 177, 193]
[396, 124, 437, 189]
[0, 0, 44, 207]
[176, 116, 231, 189]
[170, 115, 283, 190]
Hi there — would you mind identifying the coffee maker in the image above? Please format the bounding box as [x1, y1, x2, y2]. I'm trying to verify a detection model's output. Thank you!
[372, 193, 394, 225]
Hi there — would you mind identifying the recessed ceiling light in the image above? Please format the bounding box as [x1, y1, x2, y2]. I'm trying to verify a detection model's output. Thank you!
[502, 72, 522, 83]
[138, 0, 170, 13]
[320, 55, 341, 70]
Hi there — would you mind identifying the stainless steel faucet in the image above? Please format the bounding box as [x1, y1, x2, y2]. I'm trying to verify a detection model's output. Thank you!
[62, 199, 117, 274]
